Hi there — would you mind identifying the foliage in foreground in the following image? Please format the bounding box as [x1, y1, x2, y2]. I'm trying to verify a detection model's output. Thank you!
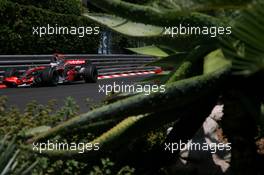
[0, 96, 136, 174]
[0, 136, 38, 175]
[24, 0, 264, 174]
[1, 0, 264, 174]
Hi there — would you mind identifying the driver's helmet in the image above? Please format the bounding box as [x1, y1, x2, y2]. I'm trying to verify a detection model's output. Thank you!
[52, 53, 64, 61]
[51, 53, 65, 67]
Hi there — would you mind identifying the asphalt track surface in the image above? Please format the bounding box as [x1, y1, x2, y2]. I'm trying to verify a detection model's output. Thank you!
[0, 75, 149, 113]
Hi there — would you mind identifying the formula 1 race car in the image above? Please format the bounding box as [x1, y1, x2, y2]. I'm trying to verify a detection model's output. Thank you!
[2, 57, 98, 88]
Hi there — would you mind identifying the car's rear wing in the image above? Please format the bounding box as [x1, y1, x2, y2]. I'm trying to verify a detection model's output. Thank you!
[65, 59, 86, 65]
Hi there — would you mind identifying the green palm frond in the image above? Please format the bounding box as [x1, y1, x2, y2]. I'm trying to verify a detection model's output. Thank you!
[141, 53, 187, 84]
[147, 0, 252, 12]
[87, 0, 224, 26]
[0, 136, 38, 175]
[0, 136, 17, 174]
[203, 49, 231, 74]
[221, 1, 264, 76]
[83, 13, 164, 37]
[127, 45, 171, 57]
[148, 53, 187, 70]
[86, 0, 251, 27]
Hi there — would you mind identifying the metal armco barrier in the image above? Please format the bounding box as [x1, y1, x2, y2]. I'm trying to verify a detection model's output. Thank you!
[0, 54, 158, 80]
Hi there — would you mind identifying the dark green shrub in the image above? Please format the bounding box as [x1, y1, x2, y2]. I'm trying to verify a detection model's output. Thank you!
[0, 0, 99, 54]
[9, 0, 82, 15]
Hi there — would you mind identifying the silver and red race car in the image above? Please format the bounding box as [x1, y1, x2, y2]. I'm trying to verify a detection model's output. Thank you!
[2, 55, 98, 88]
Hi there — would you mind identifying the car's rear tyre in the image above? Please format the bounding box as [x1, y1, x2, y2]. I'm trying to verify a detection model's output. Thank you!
[83, 64, 98, 83]
[41, 67, 59, 86]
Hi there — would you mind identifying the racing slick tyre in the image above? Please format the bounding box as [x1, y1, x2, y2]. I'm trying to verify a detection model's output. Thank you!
[3, 68, 19, 88]
[83, 64, 98, 83]
[32, 74, 43, 87]
[41, 67, 59, 86]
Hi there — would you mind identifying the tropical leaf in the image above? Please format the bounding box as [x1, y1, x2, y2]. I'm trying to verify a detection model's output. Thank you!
[166, 45, 215, 83]
[139, 73, 172, 85]
[142, 54, 187, 84]
[146, 0, 253, 11]
[221, 1, 264, 76]
[87, 0, 241, 26]
[24, 126, 51, 138]
[162, 0, 252, 11]
[83, 12, 219, 52]
[127, 45, 170, 57]
[148, 53, 187, 69]
[83, 13, 163, 37]
[204, 49, 231, 74]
